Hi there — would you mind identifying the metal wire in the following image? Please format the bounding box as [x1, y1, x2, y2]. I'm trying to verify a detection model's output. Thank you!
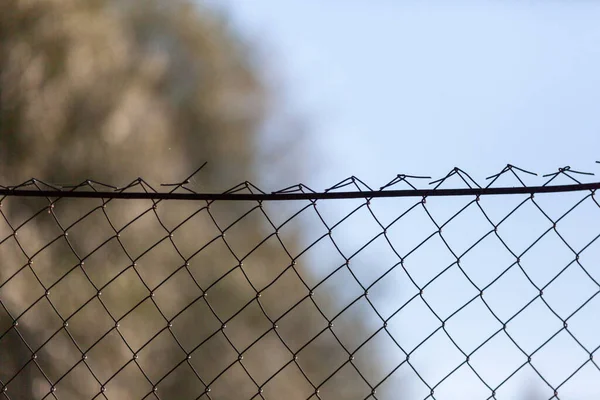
[0, 163, 599, 399]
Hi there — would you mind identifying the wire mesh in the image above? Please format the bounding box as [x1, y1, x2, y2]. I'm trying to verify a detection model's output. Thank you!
[1, 163, 599, 400]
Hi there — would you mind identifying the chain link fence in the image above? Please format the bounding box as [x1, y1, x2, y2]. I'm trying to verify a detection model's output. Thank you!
[1, 163, 599, 400]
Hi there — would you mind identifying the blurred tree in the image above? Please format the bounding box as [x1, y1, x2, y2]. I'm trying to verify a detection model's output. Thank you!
[0, 0, 383, 399]
[0, 0, 267, 187]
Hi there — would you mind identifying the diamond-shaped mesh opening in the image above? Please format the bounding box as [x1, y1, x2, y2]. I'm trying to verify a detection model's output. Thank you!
[384, 204, 438, 259]
[117, 299, 166, 351]
[13, 299, 64, 351]
[439, 201, 494, 257]
[163, 208, 221, 260]
[457, 234, 516, 290]
[480, 264, 539, 323]
[2, 167, 599, 398]
[353, 328, 406, 387]
[330, 298, 380, 353]
[204, 266, 257, 322]
[469, 331, 527, 388]
[84, 328, 132, 383]
[443, 297, 502, 355]
[327, 204, 383, 258]
[554, 195, 600, 251]
[504, 298, 563, 355]
[495, 199, 553, 256]
[257, 266, 308, 321]
[150, 267, 202, 320]
[45, 267, 97, 318]
[347, 235, 398, 288]
[35, 328, 84, 383]
[401, 234, 456, 288]
[408, 328, 466, 388]
[295, 329, 348, 387]
[79, 237, 131, 290]
[519, 229, 576, 288]
[189, 331, 239, 383]
[542, 262, 599, 319]
[102, 361, 153, 400]
[311, 266, 364, 320]
[240, 330, 292, 385]
[219, 207, 271, 258]
[557, 361, 600, 399]
[187, 238, 240, 288]
[274, 203, 323, 254]
[222, 301, 273, 351]
[293, 232, 347, 289]
[421, 263, 479, 321]
[238, 235, 292, 290]
[276, 297, 328, 353]
[63, 206, 117, 259]
[565, 293, 600, 352]
[116, 211, 169, 262]
[13, 213, 64, 258]
[134, 239, 188, 289]
[367, 261, 418, 320]
[530, 329, 590, 384]
[0, 266, 46, 318]
[27, 237, 81, 289]
[99, 267, 151, 321]
[170, 299, 221, 352]
[62, 297, 114, 352]
[134, 329, 187, 383]
[385, 297, 440, 354]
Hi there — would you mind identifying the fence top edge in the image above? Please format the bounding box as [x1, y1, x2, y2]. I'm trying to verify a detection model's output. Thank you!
[0, 182, 598, 201]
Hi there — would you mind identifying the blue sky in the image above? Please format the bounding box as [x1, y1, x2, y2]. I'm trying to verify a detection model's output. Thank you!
[210, 0, 600, 189]
[203, 1, 600, 398]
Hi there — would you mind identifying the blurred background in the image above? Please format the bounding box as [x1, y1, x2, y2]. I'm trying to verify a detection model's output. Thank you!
[1, 0, 600, 399]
